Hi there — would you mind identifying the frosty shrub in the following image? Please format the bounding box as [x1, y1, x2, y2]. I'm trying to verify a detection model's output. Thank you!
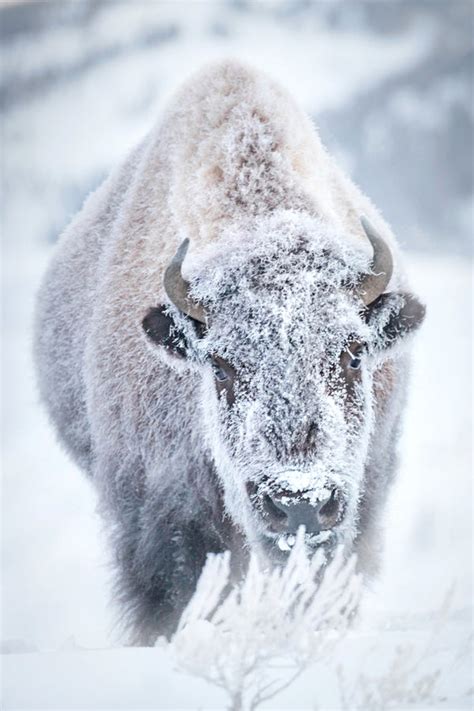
[172, 528, 361, 711]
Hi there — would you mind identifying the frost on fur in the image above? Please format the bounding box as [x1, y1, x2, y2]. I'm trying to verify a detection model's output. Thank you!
[33, 60, 425, 642]
[173, 529, 361, 711]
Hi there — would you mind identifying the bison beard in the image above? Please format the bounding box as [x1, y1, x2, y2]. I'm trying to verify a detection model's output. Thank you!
[34, 61, 425, 645]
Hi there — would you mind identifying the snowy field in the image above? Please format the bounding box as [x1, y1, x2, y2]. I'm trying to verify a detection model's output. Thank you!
[1, 2, 472, 709]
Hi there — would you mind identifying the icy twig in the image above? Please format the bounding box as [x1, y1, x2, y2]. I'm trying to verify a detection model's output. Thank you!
[172, 532, 362, 711]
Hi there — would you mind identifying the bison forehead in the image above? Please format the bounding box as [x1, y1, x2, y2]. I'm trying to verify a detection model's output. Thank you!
[202, 288, 367, 372]
[197, 273, 369, 375]
[190, 212, 370, 303]
[179, 212, 375, 383]
[188, 211, 372, 357]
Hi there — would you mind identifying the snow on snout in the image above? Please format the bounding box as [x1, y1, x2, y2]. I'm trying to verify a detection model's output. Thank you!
[272, 469, 336, 507]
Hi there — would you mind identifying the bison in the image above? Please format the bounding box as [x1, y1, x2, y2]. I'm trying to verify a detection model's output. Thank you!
[34, 60, 425, 644]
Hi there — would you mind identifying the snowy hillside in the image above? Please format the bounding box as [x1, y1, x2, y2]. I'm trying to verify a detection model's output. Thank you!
[1, 1, 472, 709]
[2, 1, 472, 256]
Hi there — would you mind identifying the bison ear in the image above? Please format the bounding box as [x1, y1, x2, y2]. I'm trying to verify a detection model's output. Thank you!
[367, 292, 426, 350]
[142, 306, 189, 359]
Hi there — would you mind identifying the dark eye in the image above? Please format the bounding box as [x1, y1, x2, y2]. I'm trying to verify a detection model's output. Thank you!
[349, 355, 362, 370]
[212, 362, 229, 382]
[347, 344, 365, 370]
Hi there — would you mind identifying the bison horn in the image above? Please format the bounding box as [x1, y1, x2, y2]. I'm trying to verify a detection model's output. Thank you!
[163, 239, 207, 324]
[358, 215, 394, 305]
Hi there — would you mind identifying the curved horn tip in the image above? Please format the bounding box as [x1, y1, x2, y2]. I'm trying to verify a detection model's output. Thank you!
[358, 214, 394, 305]
[360, 214, 370, 230]
[360, 215, 379, 242]
[359, 213, 392, 264]
[164, 239, 190, 283]
[163, 239, 207, 324]
[173, 238, 190, 263]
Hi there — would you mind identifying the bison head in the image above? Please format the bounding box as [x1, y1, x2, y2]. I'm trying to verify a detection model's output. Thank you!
[143, 212, 425, 562]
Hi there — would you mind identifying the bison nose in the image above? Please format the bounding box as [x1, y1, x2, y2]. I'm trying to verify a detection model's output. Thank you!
[263, 488, 344, 534]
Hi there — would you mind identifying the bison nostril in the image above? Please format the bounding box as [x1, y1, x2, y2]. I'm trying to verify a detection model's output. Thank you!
[265, 496, 320, 534]
[256, 486, 345, 535]
[262, 494, 288, 523]
[318, 488, 344, 529]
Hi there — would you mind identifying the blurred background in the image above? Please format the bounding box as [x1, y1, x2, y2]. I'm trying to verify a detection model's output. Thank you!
[1, 0, 472, 666]
[2, 0, 473, 255]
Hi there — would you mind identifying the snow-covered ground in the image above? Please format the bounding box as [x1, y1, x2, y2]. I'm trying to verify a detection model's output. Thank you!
[1, 2, 472, 708]
[1, 623, 471, 709]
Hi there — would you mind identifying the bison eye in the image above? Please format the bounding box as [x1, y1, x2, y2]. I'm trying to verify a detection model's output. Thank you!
[346, 343, 365, 370]
[212, 362, 229, 382]
[349, 355, 362, 370]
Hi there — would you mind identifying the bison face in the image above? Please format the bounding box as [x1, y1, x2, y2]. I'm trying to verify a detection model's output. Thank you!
[143, 212, 425, 562]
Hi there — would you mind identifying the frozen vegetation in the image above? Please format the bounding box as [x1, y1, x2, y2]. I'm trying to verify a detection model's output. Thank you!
[173, 535, 361, 710]
[1, 1, 472, 709]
